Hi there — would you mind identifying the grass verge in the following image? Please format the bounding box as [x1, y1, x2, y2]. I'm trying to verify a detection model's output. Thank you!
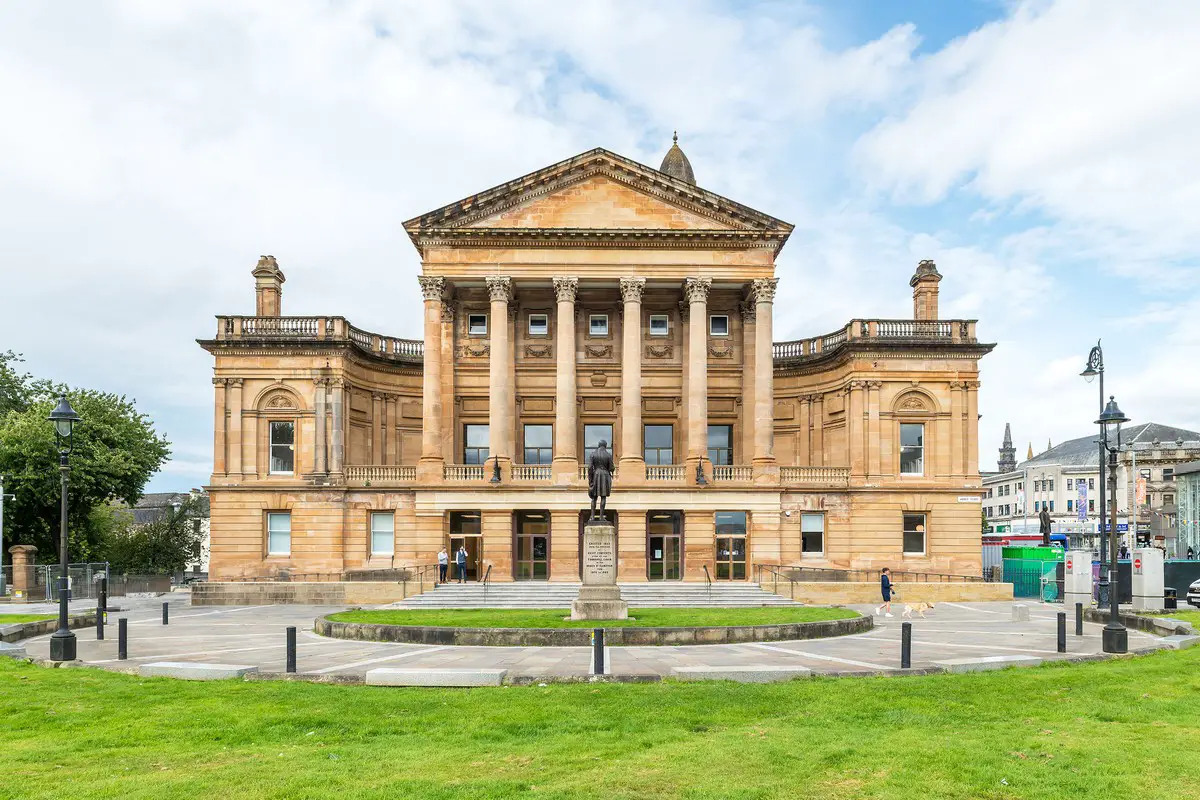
[328, 607, 857, 628]
[0, 614, 57, 624]
[2, 650, 1199, 799]
[1151, 609, 1200, 627]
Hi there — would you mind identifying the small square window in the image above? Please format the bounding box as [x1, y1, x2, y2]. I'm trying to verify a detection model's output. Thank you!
[267, 512, 291, 556]
[649, 315, 669, 336]
[468, 314, 488, 336]
[370, 512, 394, 556]
[903, 513, 926, 555]
[801, 513, 824, 555]
[1165, 493, 1175, 505]
[709, 315, 729, 336]
[589, 315, 609, 337]
[528, 313, 548, 336]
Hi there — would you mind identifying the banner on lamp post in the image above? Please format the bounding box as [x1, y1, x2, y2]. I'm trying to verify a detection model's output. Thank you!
[1077, 481, 1087, 521]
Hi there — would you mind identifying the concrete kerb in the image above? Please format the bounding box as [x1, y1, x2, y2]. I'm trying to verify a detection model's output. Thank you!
[0, 611, 99, 644]
[313, 614, 872, 647]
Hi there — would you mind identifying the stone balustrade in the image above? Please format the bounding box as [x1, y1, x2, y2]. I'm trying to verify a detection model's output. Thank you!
[213, 315, 423, 364]
[779, 466, 851, 487]
[443, 464, 484, 481]
[773, 318, 977, 364]
[344, 465, 417, 485]
[712, 465, 753, 482]
[646, 464, 685, 481]
[511, 464, 552, 481]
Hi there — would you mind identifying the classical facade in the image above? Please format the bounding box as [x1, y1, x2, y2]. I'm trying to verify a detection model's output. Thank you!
[199, 143, 993, 582]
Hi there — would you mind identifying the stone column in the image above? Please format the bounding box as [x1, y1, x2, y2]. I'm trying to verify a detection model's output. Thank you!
[486, 276, 513, 477]
[552, 277, 579, 484]
[751, 278, 779, 477]
[212, 378, 227, 476]
[867, 380, 882, 477]
[619, 277, 646, 480]
[848, 381, 865, 476]
[314, 378, 327, 474]
[684, 278, 712, 480]
[798, 394, 812, 466]
[385, 394, 398, 465]
[812, 394, 825, 466]
[227, 378, 243, 476]
[330, 377, 345, 475]
[418, 276, 446, 480]
[966, 380, 980, 476]
[371, 393, 383, 463]
[949, 381, 965, 478]
[739, 299, 756, 465]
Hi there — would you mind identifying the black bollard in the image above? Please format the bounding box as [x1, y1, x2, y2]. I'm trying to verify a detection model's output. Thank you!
[286, 626, 297, 674]
[96, 604, 104, 641]
[1075, 602, 1084, 636]
[1057, 611, 1067, 653]
[162, 601, 169, 625]
[118, 618, 128, 660]
[592, 628, 605, 676]
[901, 622, 912, 669]
[99, 577, 107, 615]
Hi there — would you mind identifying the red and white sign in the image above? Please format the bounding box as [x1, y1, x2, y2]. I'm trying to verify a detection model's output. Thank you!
[1134, 558, 1142, 571]
[1066, 558, 1073, 571]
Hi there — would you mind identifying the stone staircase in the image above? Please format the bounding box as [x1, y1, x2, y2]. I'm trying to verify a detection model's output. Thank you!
[389, 582, 797, 609]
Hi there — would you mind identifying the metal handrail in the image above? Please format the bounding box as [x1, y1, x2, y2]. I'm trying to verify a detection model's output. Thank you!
[702, 564, 712, 600]
[756, 563, 984, 584]
[481, 563, 493, 602]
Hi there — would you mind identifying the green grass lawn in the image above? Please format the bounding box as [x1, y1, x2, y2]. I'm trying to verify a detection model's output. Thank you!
[0, 614, 56, 624]
[1154, 609, 1200, 627]
[2, 651, 1200, 799]
[329, 607, 857, 628]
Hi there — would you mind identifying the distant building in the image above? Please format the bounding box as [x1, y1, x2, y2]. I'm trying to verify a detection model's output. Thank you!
[1176, 461, 1200, 557]
[131, 490, 210, 573]
[997, 422, 1016, 474]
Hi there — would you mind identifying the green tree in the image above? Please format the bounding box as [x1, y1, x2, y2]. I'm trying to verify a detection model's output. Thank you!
[0, 389, 170, 562]
[101, 496, 205, 574]
[0, 351, 35, 415]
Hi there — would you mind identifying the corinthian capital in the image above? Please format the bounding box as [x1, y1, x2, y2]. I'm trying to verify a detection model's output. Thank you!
[683, 277, 712, 304]
[553, 276, 579, 304]
[485, 275, 513, 303]
[751, 277, 779, 304]
[418, 276, 446, 301]
[619, 277, 646, 304]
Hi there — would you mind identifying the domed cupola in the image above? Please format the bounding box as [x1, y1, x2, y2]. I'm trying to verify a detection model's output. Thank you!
[659, 131, 696, 185]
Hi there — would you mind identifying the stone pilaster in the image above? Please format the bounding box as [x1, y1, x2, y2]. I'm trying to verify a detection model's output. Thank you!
[227, 378, 244, 476]
[867, 380, 882, 477]
[949, 381, 965, 478]
[966, 380, 980, 477]
[684, 277, 711, 481]
[619, 277, 646, 481]
[417, 276, 446, 481]
[739, 298, 756, 465]
[212, 378, 227, 476]
[751, 278, 778, 479]
[371, 393, 383, 463]
[848, 380, 866, 477]
[486, 275, 513, 478]
[552, 276, 579, 484]
[314, 378, 327, 474]
[385, 394, 398, 465]
[330, 377, 345, 476]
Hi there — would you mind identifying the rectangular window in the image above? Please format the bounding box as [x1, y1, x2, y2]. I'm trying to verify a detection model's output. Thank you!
[1067, 499, 1073, 512]
[269, 421, 295, 474]
[1066, 479, 1073, 490]
[1034, 501, 1039, 512]
[589, 314, 609, 337]
[900, 423, 924, 475]
[463, 424, 489, 465]
[1164, 468, 1175, 481]
[715, 511, 747, 536]
[1048, 480, 1054, 491]
[714, 511, 747, 580]
[468, 313, 487, 336]
[1049, 500, 1054, 512]
[267, 512, 291, 556]
[709, 315, 729, 336]
[1034, 480, 1040, 492]
[584, 424, 614, 461]
[528, 313, 548, 336]
[1017, 482, 1023, 491]
[1165, 493, 1175, 505]
[1140, 468, 1151, 479]
[644, 424, 673, 465]
[903, 513, 926, 555]
[801, 513, 824, 555]
[1089, 478, 1095, 490]
[1089, 499, 1095, 512]
[523, 424, 553, 465]
[370, 512, 394, 556]
[649, 314, 669, 336]
[707, 424, 733, 465]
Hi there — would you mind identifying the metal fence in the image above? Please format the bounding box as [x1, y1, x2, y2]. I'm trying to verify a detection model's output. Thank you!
[1002, 559, 1063, 601]
[1, 563, 171, 600]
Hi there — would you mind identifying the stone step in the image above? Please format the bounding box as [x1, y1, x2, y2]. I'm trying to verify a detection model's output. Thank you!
[365, 668, 507, 687]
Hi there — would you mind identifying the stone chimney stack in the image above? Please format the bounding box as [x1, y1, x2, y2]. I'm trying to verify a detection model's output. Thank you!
[252, 255, 285, 317]
[909, 259, 942, 321]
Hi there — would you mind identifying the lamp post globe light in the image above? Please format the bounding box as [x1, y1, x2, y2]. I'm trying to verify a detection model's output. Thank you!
[48, 394, 81, 662]
[1079, 340, 1110, 606]
[1096, 394, 1130, 654]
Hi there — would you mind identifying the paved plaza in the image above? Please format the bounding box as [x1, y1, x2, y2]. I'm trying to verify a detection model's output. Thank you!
[12, 592, 1168, 681]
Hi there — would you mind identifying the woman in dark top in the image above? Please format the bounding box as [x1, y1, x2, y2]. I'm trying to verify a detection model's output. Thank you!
[875, 567, 894, 618]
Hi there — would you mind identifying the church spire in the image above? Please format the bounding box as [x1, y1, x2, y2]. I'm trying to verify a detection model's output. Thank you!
[998, 422, 1016, 473]
[1027, 442, 1034, 460]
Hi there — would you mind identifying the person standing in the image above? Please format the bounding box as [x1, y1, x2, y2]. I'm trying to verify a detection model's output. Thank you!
[875, 567, 894, 617]
[1188, 546, 1195, 560]
[437, 547, 449, 584]
[456, 545, 468, 583]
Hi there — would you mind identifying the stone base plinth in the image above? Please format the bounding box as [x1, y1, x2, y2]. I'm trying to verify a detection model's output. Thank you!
[570, 584, 628, 620]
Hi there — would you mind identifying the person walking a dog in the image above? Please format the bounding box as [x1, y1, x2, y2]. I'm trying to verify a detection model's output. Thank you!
[875, 567, 894, 617]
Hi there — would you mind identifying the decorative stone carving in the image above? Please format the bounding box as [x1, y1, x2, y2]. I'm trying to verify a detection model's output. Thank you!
[619, 277, 646, 303]
[418, 275, 446, 301]
[739, 299, 756, 323]
[590, 372, 608, 387]
[457, 343, 490, 359]
[585, 344, 613, 358]
[708, 342, 733, 358]
[227, 378, 244, 388]
[683, 277, 712, 304]
[524, 344, 552, 358]
[751, 277, 778, 304]
[553, 276, 579, 303]
[264, 392, 296, 409]
[677, 301, 689, 322]
[440, 301, 455, 323]
[212, 377, 227, 386]
[646, 344, 673, 359]
[898, 394, 930, 411]
[485, 275, 513, 303]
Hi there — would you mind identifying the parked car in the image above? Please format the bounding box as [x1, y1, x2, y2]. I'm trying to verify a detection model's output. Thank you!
[1187, 578, 1200, 608]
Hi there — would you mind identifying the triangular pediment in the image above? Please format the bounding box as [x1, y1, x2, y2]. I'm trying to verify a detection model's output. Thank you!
[403, 148, 793, 245]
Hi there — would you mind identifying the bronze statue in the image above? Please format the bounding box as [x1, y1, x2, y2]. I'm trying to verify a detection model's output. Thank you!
[1039, 505, 1052, 547]
[588, 440, 614, 522]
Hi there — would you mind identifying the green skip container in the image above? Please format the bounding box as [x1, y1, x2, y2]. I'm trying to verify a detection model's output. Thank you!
[1001, 546, 1063, 561]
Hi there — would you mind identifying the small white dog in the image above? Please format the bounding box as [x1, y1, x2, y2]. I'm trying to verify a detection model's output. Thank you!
[902, 602, 935, 619]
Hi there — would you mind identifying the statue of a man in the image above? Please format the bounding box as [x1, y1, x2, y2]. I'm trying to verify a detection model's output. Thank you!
[1039, 505, 1052, 547]
[588, 440, 614, 522]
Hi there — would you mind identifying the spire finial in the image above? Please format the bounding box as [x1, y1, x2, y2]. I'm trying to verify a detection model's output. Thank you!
[672, 130, 678, 144]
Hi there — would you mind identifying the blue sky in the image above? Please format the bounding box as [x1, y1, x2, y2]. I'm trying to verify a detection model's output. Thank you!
[1, 0, 1198, 491]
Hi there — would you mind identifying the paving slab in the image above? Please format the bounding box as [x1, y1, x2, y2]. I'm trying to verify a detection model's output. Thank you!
[671, 665, 811, 682]
[1158, 635, 1200, 650]
[139, 661, 259, 680]
[0, 642, 28, 659]
[931, 655, 1042, 673]
[365, 668, 507, 686]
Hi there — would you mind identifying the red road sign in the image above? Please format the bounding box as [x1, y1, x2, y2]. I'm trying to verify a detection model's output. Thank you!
[1134, 558, 1142, 570]
[1066, 558, 1073, 570]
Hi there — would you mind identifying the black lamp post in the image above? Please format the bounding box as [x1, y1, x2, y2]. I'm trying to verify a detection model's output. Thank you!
[48, 394, 81, 662]
[1097, 395, 1129, 654]
[1080, 341, 1109, 605]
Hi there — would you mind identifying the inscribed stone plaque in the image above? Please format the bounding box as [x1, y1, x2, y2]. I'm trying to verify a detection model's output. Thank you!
[581, 524, 617, 586]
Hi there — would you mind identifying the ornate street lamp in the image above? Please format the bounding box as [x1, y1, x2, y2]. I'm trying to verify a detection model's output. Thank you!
[48, 394, 81, 662]
[1096, 395, 1129, 654]
[1080, 341, 1109, 604]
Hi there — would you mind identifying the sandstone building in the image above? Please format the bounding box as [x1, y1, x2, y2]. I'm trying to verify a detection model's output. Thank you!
[199, 142, 993, 582]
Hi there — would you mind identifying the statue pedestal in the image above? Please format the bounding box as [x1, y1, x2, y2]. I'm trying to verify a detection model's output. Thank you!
[571, 521, 628, 620]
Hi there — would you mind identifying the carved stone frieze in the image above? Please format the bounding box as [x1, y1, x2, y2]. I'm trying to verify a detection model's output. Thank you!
[619, 277, 646, 303]
[898, 393, 931, 411]
[485, 275, 513, 303]
[646, 344, 674, 359]
[552, 276, 579, 304]
[457, 343, 490, 359]
[738, 298, 756, 323]
[750, 277, 779, 304]
[524, 344, 552, 358]
[418, 275, 446, 301]
[683, 277, 712, 304]
[585, 344, 613, 358]
[708, 341, 733, 358]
